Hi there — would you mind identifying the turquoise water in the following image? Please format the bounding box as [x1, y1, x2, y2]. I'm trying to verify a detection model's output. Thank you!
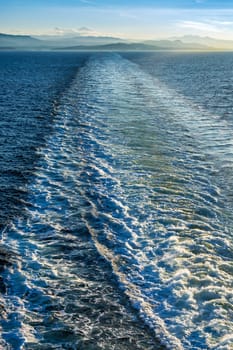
[0, 52, 233, 349]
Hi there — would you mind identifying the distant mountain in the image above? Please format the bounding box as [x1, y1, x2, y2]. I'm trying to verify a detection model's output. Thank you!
[1, 32, 232, 51]
[170, 35, 233, 49]
[34, 35, 126, 47]
[56, 41, 213, 51]
[143, 39, 211, 50]
[0, 33, 42, 49]
[56, 42, 162, 51]
[0, 33, 127, 50]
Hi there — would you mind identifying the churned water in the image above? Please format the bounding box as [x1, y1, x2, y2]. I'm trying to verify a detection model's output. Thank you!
[0, 51, 233, 350]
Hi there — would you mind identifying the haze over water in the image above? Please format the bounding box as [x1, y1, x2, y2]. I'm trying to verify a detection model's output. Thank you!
[0, 51, 233, 349]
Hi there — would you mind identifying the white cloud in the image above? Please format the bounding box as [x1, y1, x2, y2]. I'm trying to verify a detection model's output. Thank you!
[208, 20, 233, 26]
[78, 26, 93, 32]
[79, 0, 96, 5]
[178, 20, 223, 33]
[118, 11, 138, 19]
[53, 26, 98, 36]
[52, 26, 124, 38]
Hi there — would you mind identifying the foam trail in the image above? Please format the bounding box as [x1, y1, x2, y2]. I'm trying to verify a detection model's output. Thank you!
[1, 53, 233, 349]
[70, 54, 233, 349]
[0, 54, 166, 350]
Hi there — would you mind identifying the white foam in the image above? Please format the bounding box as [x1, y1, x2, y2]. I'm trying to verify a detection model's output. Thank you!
[2, 53, 233, 350]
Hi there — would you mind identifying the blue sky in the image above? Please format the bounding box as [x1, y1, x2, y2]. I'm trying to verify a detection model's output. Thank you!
[1, 1, 233, 39]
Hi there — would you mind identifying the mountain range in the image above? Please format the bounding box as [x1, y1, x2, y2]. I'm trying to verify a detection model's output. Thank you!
[1, 33, 233, 51]
[0, 33, 41, 49]
[171, 35, 233, 50]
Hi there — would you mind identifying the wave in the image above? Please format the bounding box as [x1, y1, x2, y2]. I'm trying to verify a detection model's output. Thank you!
[1, 53, 233, 349]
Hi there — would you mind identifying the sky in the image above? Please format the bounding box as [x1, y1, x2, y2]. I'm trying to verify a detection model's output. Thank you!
[1, 0, 233, 40]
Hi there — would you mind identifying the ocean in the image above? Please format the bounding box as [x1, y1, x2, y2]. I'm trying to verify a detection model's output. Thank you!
[0, 51, 232, 350]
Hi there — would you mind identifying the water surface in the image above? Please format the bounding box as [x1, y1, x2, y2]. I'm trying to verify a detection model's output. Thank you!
[0, 51, 233, 350]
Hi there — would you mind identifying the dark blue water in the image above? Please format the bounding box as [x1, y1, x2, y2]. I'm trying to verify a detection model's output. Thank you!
[0, 51, 87, 227]
[0, 51, 233, 350]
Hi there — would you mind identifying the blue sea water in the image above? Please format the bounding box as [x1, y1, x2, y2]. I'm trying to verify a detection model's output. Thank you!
[0, 51, 233, 350]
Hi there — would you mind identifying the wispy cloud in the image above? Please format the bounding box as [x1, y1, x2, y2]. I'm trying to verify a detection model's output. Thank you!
[79, 0, 96, 5]
[52, 26, 124, 38]
[119, 11, 138, 19]
[208, 19, 233, 26]
[53, 26, 99, 36]
[178, 20, 223, 33]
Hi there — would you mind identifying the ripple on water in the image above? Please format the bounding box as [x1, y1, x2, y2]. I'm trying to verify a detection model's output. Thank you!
[1, 53, 233, 350]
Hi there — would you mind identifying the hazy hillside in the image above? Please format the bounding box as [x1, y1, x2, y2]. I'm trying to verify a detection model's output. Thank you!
[143, 39, 211, 50]
[1, 32, 233, 51]
[0, 33, 42, 48]
[56, 42, 160, 51]
[171, 35, 233, 49]
[0, 33, 127, 49]
[34, 35, 126, 47]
